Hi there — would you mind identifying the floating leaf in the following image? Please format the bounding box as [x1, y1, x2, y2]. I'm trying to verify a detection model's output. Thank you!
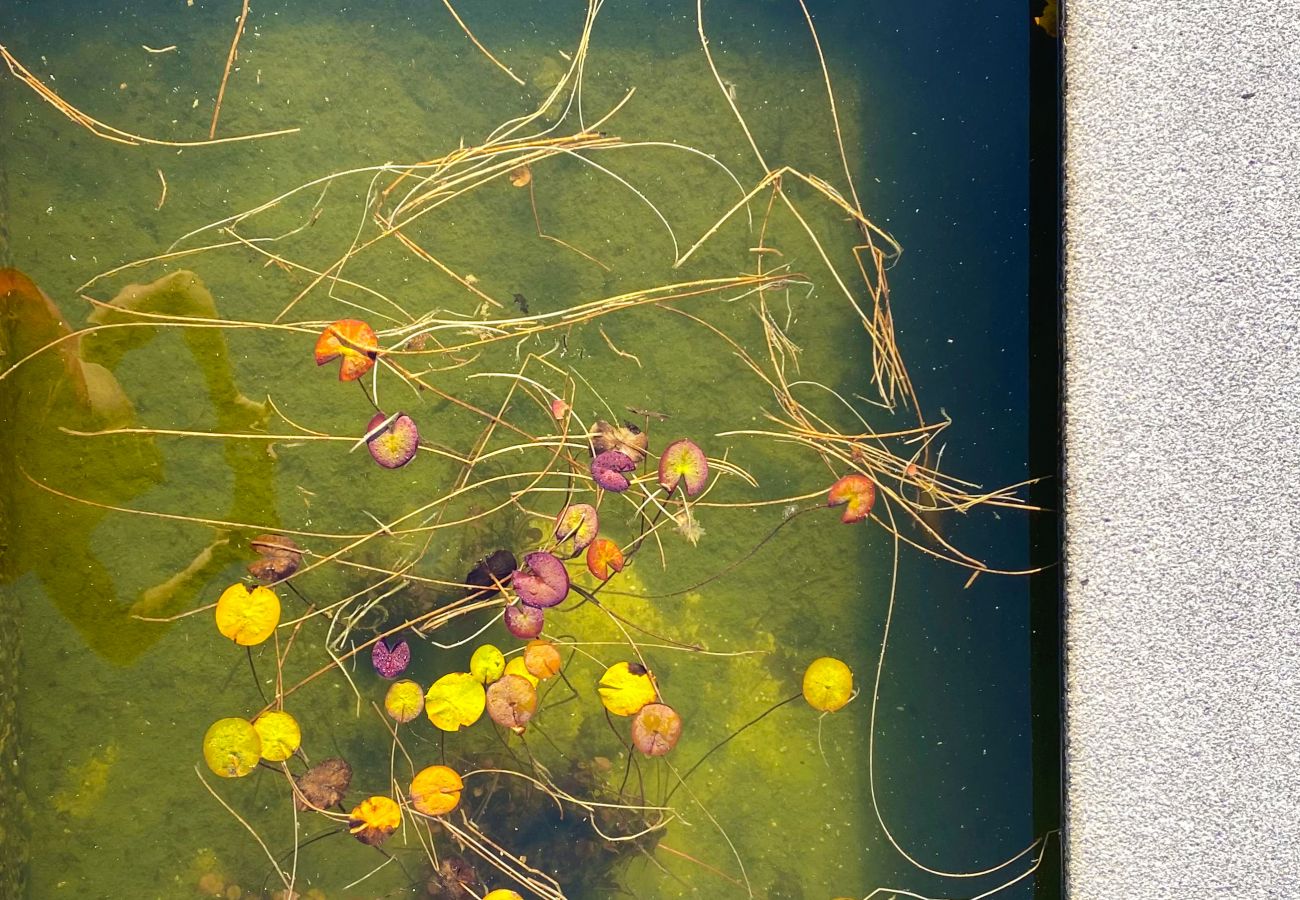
[658, 439, 709, 497]
[484, 891, 525, 900]
[314, 319, 378, 382]
[549, 398, 570, 420]
[512, 551, 569, 608]
[470, 644, 506, 684]
[384, 679, 425, 724]
[409, 765, 464, 816]
[503, 657, 539, 688]
[372, 638, 411, 679]
[214, 583, 280, 646]
[253, 710, 301, 762]
[503, 602, 544, 639]
[802, 657, 854, 713]
[365, 411, 419, 469]
[590, 420, 647, 464]
[247, 534, 302, 584]
[554, 503, 599, 557]
[486, 674, 538, 734]
[631, 703, 682, 757]
[598, 662, 657, 717]
[585, 537, 625, 580]
[202, 718, 261, 778]
[425, 672, 486, 732]
[827, 474, 875, 524]
[523, 640, 562, 680]
[590, 450, 636, 492]
[348, 795, 401, 846]
[294, 757, 351, 810]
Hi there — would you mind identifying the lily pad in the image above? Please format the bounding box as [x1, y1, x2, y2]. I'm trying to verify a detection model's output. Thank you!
[384, 679, 425, 724]
[802, 657, 854, 712]
[591, 450, 636, 492]
[486, 674, 538, 734]
[553, 503, 599, 557]
[214, 583, 280, 646]
[252, 710, 301, 762]
[598, 662, 657, 717]
[314, 319, 378, 382]
[658, 439, 709, 497]
[348, 796, 401, 846]
[512, 551, 569, 608]
[410, 765, 464, 816]
[202, 718, 261, 778]
[425, 672, 486, 732]
[470, 644, 506, 684]
[827, 474, 876, 524]
[631, 703, 682, 757]
[585, 537, 625, 580]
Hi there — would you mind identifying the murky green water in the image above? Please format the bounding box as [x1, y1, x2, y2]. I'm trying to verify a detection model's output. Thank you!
[1, 2, 1052, 898]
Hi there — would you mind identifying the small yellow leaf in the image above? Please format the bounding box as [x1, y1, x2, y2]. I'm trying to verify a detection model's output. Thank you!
[802, 657, 854, 713]
[348, 795, 401, 846]
[424, 672, 486, 732]
[503, 656, 539, 688]
[253, 710, 301, 762]
[484, 892, 524, 900]
[469, 644, 505, 684]
[214, 583, 280, 646]
[202, 718, 261, 778]
[384, 679, 425, 724]
[598, 662, 657, 717]
[409, 765, 464, 816]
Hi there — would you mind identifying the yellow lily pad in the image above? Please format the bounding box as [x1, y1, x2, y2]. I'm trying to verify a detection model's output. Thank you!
[424, 672, 486, 732]
[802, 657, 854, 713]
[384, 679, 425, 724]
[469, 644, 506, 684]
[202, 717, 261, 778]
[598, 661, 657, 717]
[253, 710, 301, 762]
[214, 583, 280, 646]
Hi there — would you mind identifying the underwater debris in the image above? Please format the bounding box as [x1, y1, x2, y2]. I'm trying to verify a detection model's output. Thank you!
[465, 549, 517, 600]
[247, 534, 303, 584]
[371, 637, 411, 679]
[586, 537, 625, 580]
[294, 757, 352, 810]
[658, 439, 709, 497]
[631, 703, 682, 757]
[214, 583, 280, 646]
[590, 450, 636, 492]
[512, 551, 570, 608]
[827, 474, 876, 524]
[549, 398, 570, 420]
[365, 411, 420, 469]
[348, 795, 401, 846]
[202, 718, 261, 778]
[252, 710, 301, 762]
[486, 673, 538, 734]
[802, 657, 854, 713]
[425, 855, 479, 899]
[314, 319, 378, 381]
[509, 165, 532, 188]
[590, 420, 648, 464]
[410, 765, 464, 816]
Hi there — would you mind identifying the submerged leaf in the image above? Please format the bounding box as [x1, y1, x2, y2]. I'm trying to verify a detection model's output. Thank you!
[410, 765, 464, 817]
[590, 420, 647, 464]
[631, 703, 682, 757]
[384, 679, 425, 724]
[598, 662, 657, 717]
[425, 672, 486, 732]
[348, 795, 401, 846]
[802, 657, 854, 713]
[553, 503, 599, 557]
[214, 583, 280, 646]
[253, 710, 301, 762]
[247, 534, 303, 584]
[295, 757, 352, 810]
[202, 718, 261, 778]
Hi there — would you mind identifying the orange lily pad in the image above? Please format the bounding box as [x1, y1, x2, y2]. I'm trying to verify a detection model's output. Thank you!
[410, 765, 464, 816]
[348, 796, 401, 846]
[827, 474, 876, 524]
[586, 537, 624, 580]
[314, 319, 378, 382]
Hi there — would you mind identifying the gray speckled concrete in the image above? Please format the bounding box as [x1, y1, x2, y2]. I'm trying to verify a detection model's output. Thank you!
[1064, 3, 1300, 897]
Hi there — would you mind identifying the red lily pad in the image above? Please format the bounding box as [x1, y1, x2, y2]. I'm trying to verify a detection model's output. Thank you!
[371, 637, 410, 679]
[658, 439, 708, 497]
[827, 473, 876, 524]
[631, 703, 682, 757]
[554, 503, 599, 557]
[366, 412, 419, 469]
[591, 450, 636, 492]
[503, 602, 545, 639]
[315, 319, 378, 382]
[512, 551, 569, 609]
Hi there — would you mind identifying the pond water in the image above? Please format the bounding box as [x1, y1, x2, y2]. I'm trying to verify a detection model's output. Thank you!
[0, 1, 1057, 898]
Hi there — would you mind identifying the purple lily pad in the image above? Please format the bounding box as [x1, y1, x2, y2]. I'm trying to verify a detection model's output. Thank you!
[366, 412, 419, 469]
[511, 551, 569, 609]
[591, 450, 636, 492]
[503, 602, 545, 639]
[372, 638, 411, 679]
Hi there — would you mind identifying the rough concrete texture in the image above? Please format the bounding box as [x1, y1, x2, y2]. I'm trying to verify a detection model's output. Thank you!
[1064, 3, 1300, 897]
